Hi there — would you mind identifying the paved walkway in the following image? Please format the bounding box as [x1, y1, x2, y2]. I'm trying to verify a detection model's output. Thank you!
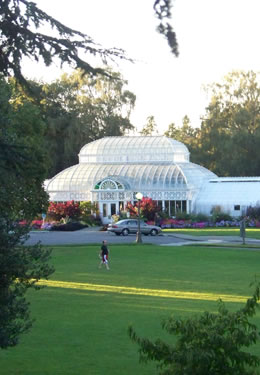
[163, 232, 260, 247]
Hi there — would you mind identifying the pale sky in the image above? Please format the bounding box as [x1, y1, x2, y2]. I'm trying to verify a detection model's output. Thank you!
[23, 0, 260, 133]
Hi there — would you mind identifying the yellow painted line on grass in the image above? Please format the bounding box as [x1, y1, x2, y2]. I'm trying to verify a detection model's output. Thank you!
[38, 279, 248, 303]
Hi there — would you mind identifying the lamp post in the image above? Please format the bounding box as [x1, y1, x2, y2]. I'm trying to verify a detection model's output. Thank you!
[240, 216, 246, 245]
[135, 192, 143, 243]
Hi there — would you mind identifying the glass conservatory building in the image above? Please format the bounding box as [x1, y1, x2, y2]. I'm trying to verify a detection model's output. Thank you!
[45, 136, 217, 222]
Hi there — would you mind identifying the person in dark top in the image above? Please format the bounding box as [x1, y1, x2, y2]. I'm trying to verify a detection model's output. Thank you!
[99, 240, 110, 270]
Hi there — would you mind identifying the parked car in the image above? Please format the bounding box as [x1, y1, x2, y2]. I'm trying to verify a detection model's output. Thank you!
[107, 219, 161, 236]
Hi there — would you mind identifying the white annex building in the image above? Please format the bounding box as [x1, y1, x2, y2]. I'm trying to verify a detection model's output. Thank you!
[45, 136, 260, 222]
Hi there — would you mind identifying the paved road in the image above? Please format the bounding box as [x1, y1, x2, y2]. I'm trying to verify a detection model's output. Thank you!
[25, 227, 260, 247]
[25, 227, 188, 246]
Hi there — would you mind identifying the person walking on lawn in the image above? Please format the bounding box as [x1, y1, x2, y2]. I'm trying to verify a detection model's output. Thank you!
[99, 240, 110, 270]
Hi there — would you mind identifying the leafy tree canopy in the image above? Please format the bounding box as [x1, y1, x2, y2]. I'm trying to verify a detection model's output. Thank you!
[198, 70, 260, 176]
[165, 71, 260, 176]
[0, 76, 54, 349]
[34, 68, 136, 176]
[129, 280, 260, 375]
[164, 116, 201, 163]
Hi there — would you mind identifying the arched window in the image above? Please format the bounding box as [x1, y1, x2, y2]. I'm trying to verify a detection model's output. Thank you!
[94, 179, 124, 190]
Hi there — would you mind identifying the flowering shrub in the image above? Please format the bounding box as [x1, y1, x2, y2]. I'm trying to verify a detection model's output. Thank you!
[125, 202, 138, 217]
[47, 201, 81, 221]
[160, 218, 243, 229]
[41, 222, 53, 230]
[192, 222, 207, 228]
[126, 198, 160, 220]
[31, 220, 43, 229]
[159, 218, 183, 228]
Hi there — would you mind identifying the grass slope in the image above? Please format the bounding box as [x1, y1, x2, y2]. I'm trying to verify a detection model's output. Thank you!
[1, 244, 260, 374]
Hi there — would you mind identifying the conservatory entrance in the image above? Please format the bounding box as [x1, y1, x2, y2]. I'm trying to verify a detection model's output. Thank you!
[92, 178, 190, 223]
[101, 202, 117, 221]
[92, 178, 130, 223]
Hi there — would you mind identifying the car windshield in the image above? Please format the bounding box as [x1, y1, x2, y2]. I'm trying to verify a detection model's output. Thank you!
[116, 220, 127, 225]
[114, 219, 149, 225]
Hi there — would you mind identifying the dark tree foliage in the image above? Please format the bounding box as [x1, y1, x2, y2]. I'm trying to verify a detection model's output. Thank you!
[154, 0, 179, 56]
[0, 0, 129, 90]
[0, 222, 54, 349]
[0, 0, 179, 92]
[246, 206, 260, 221]
[164, 116, 201, 163]
[0, 77, 54, 349]
[129, 281, 260, 375]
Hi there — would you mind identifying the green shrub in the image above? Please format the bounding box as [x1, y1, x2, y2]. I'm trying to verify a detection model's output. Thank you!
[81, 214, 98, 226]
[129, 281, 260, 375]
[247, 205, 260, 220]
[211, 205, 232, 223]
[194, 212, 209, 222]
[79, 201, 99, 222]
[175, 212, 191, 220]
[50, 222, 88, 231]
[119, 211, 128, 219]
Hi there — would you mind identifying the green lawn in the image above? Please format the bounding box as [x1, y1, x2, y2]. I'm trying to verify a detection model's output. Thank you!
[163, 227, 260, 239]
[2, 244, 260, 375]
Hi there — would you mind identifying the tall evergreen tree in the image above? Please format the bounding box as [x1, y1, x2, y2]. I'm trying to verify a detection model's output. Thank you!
[140, 115, 158, 136]
[164, 116, 201, 163]
[0, 77, 54, 349]
[198, 71, 260, 176]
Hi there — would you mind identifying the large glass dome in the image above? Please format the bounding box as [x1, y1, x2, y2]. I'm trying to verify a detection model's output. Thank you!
[79, 136, 190, 163]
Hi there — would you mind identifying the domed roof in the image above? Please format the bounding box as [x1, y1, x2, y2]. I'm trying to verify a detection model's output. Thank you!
[46, 161, 216, 193]
[79, 136, 190, 164]
[45, 136, 217, 202]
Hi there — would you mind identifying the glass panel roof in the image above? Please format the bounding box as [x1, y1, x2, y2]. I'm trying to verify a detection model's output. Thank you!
[79, 136, 190, 164]
[45, 137, 217, 201]
[46, 162, 215, 193]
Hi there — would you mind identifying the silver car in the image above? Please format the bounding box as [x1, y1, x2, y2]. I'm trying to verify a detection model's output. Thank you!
[107, 219, 161, 236]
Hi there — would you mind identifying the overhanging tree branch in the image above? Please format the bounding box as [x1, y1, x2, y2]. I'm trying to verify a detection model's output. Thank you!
[0, 0, 131, 89]
[153, 0, 179, 56]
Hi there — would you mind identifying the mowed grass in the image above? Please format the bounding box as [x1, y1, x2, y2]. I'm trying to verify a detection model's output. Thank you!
[163, 227, 260, 239]
[2, 244, 260, 375]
